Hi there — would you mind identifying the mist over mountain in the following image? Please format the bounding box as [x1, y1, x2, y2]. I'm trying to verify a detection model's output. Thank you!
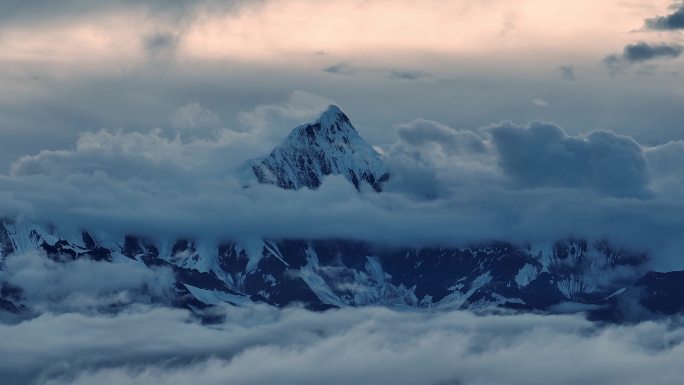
[1, 104, 683, 325]
[2, 1, 684, 384]
[1, 98, 683, 262]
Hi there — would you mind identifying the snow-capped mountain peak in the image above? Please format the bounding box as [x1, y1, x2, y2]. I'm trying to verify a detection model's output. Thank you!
[243, 105, 390, 191]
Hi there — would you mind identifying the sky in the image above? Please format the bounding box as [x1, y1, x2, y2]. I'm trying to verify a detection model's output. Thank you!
[1, 0, 683, 167]
[0, 1, 683, 269]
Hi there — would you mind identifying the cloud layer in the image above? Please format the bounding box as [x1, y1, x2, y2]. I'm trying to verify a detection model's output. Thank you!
[1, 304, 684, 385]
[0, 251, 175, 315]
[1, 91, 684, 269]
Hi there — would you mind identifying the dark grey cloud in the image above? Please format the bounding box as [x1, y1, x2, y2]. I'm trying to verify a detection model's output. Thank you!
[395, 119, 487, 154]
[559, 65, 576, 80]
[387, 118, 657, 200]
[384, 119, 494, 199]
[322, 64, 430, 80]
[488, 121, 650, 198]
[644, 3, 684, 30]
[622, 42, 683, 62]
[0, 0, 260, 26]
[2, 304, 684, 385]
[322, 62, 358, 76]
[602, 54, 623, 73]
[386, 69, 430, 80]
[603, 42, 683, 74]
[144, 31, 182, 58]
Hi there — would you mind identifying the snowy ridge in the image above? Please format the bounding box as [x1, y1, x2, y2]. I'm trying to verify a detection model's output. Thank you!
[0, 218, 678, 321]
[243, 105, 389, 191]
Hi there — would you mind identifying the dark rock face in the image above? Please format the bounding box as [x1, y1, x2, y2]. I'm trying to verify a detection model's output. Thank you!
[591, 271, 684, 322]
[244, 105, 390, 191]
[634, 271, 684, 314]
[40, 233, 112, 262]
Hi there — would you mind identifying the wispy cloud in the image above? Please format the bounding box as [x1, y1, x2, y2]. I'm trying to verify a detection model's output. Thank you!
[143, 31, 182, 58]
[322, 62, 357, 75]
[322, 63, 431, 81]
[386, 69, 430, 80]
[559, 65, 576, 80]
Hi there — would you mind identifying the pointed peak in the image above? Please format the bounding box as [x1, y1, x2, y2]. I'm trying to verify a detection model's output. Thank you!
[316, 105, 352, 129]
[322, 104, 343, 116]
[244, 105, 390, 192]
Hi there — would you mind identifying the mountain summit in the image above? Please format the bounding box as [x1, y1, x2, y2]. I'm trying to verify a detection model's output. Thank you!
[243, 105, 389, 191]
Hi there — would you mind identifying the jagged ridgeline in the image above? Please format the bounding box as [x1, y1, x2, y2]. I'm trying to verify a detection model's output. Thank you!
[1, 107, 683, 322]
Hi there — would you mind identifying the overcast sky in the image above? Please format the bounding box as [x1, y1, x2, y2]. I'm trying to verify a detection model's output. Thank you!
[1, 0, 683, 168]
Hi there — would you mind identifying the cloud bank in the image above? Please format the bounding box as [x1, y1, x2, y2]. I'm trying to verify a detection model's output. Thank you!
[488, 121, 649, 197]
[0, 251, 175, 315]
[1, 224, 682, 385]
[1, 304, 684, 385]
[0, 91, 683, 269]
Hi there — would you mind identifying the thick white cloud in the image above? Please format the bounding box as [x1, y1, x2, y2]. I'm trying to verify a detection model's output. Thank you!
[0, 305, 683, 385]
[169, 102, 223, 142]
[384, 119, 499, 198]
[7, 91, 334, 180]
[0, 251, 175, 313]
[645, 140, 684, 198]
[237, 90, 336, 138]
